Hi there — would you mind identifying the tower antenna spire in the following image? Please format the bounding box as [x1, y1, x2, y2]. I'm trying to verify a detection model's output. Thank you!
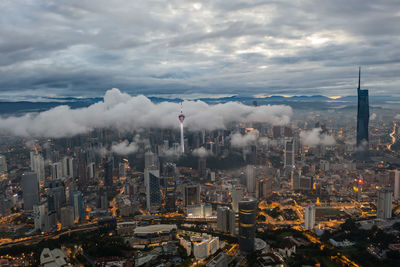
[178, 102, 185, 154]
[358, 66, 361, 92]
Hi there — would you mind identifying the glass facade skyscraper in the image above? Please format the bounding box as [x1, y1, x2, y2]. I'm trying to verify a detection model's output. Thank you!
[356, 67, 369, 161]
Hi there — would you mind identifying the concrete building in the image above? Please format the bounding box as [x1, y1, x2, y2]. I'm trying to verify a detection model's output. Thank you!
[198, 158, 207, 178]
[217, 206, 236, 234]
[52, 162, 63, 180]
[304, 205, 316, 230]
[192, 234, 220, 260]
[60, 206, 74, 228]
[187, 203, 212, 218]
[21, 172, 40, 211]
[87, 162, 96, 179]
[231, 186, 243, 213]
[40, 248, 68, 267]
[377, 189, 393, 219]
[30, 151, 45, 184]
[45, 179, 66, 217]
[206, 252, 228, 267]
[284, 139, 295, 168]
[133, 224, 177, 245]
[394, 169, 400, 201]
[184, 184, 201, 206]
[62, 156, 74, 179]
[33, 203, 47, 231]
[256, 178, 272, 199]
[246, 165, 256, 194]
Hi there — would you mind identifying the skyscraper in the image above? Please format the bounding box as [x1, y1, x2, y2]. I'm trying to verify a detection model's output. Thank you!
[284, 140, 295, 168]
[33, 202, 47, 231]
[256, 178, 272, 199]
[356, 67, 369, 160]
[198, 158, 207, 178]
[145, 168, 161, 211]
[304, 205, 316, 230]
[51, 162, 63, 180]
[62, 156, 74, 179]
[45, 179, 66, 217]
[217, 206, 236, 235]
[238, 198, 257, 253]
[30, 151, 45, 184]
[377, 189, 393, 220]
[145, 150, 157, 169]
[21, 172, 40, 210]
[73, 191, 84, 222]
[246, 165, 256, 194]
[231, 186, 243, 213]
[87, 162, 95, 180]
[184, 184, 201, 206]
[103, 159, 113, 186]
[394, 169, 400, 201]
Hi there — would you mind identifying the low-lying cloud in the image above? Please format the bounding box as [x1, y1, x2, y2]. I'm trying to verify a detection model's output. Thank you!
[112, 140, 139, 155]
[300, 128, 336, 147]
[192, 147, 212, 158]
[230, 130, 260, 148]
[111, 134, 141, 155]
[0, 88, 292, 138]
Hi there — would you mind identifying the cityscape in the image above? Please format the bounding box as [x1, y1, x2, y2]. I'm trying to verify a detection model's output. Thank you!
[1, 1, 400, 267]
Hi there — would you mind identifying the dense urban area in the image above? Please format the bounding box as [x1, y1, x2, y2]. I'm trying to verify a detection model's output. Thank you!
[0, 81, 400, 267]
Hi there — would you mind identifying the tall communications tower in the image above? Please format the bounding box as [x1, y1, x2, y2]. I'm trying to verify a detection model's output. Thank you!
[178, 103, 185, 154]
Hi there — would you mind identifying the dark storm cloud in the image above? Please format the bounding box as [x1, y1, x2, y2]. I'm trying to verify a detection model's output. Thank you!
[0, 0, 399, 99]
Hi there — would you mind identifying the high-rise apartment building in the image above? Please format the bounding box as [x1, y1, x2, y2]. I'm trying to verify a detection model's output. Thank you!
[377, 189, 393, 219]
[304, 205, 316, 230]
[217, 206, 236, 235]
[246, 165, 256, 194]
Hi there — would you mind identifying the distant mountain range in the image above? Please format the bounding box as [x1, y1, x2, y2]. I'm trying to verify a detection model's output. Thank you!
[1, 94, 399, 115]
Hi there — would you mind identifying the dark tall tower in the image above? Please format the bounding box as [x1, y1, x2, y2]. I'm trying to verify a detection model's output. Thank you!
[103, 159, 113, 186]
[356, 67, 369, 160]
[238, 198, 257, 253]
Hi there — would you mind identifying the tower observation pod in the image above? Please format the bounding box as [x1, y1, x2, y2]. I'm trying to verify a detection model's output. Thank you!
[178, 103, 185, 154]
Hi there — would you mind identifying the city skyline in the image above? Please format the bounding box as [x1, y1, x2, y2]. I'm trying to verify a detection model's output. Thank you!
[1, 1, 400, 266]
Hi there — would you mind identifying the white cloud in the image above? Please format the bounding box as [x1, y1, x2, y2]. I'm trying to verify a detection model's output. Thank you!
[192, 147, 212, 158]
[300, 128, 335, 147]
[112, 140, 139, 155]
[230, 130, 259, 147]
[0, 88, 292, 138]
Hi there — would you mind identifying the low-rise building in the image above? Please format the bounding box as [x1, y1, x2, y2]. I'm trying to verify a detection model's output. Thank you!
[40, 248, 68, 267]
[133, 224, 177, 245]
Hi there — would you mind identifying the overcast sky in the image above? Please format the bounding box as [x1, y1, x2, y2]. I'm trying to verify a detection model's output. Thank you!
[1, 0, 399, 99]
